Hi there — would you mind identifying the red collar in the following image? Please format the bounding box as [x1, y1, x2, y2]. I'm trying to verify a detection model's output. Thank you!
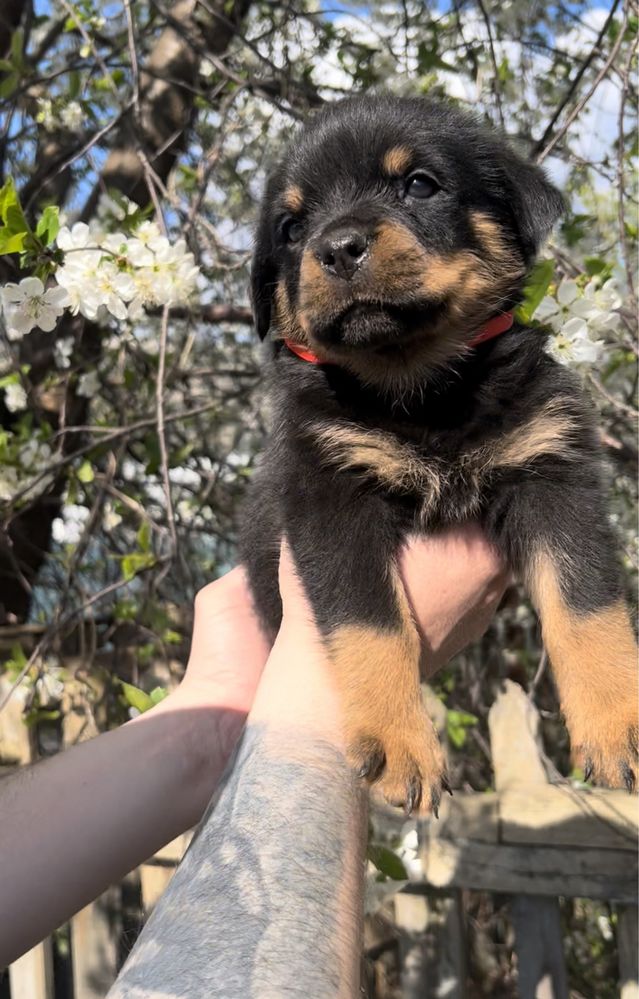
[283, 311, 514, 365]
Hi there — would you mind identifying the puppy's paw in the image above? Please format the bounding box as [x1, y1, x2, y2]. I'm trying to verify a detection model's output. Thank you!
[571, 702, 638, 792]
[347, 711, 449, 816]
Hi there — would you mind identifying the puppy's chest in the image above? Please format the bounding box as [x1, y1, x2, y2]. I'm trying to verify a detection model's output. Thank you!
[309, 420, 499, 524]
[307, 396, 577, 526]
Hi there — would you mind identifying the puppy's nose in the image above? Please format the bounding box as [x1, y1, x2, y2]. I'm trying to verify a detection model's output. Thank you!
[315, 226, 369, 281]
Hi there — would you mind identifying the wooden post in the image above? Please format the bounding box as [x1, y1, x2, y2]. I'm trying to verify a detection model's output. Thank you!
[395, 689, 466, 999]
[617, 905, 639, 999]
[488, 680, 568, 999]
[8, 944, 54, 999]
[2, 678, 55, 999]
[70, 890, 119, 999]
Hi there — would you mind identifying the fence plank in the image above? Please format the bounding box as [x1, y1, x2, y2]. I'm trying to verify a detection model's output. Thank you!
[71, 889, 119, 999]
[8, 942, 54, 999]
[510, 896, 568, 999]
[396, 890, 466, 999]
[500, 785, 638, 851]
[490, 681, 567, 999]
[618, 905, 639, 999]
[423, 823, 637, 902]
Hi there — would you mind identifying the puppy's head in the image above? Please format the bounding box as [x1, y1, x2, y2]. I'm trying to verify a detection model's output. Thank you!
[252, 96, 563, 390]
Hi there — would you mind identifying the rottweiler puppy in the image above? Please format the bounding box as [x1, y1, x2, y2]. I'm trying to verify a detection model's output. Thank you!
[240, 95, 638, 814]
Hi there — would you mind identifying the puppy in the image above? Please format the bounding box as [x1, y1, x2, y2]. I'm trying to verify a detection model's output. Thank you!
[240, 95, 638, 814]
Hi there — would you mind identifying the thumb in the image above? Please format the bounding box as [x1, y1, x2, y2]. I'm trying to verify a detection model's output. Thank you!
[278, 540, 318, 633]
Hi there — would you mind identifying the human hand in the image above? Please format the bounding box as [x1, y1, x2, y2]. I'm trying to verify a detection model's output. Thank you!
[399, 523, 509, 676]
[166, 566, 270, 758]
[250, 525, 508, 742]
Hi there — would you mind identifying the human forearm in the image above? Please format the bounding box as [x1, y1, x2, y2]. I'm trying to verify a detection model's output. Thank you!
[109, 618, 368, 999]
[0, 690, 243, 967]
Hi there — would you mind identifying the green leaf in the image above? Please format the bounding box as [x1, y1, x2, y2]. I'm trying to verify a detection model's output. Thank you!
[0, 72, 18, 100]
[10, 28, 24, 68]
[121, 551, 155, 581]
[68, 70, 82, 100]
[136, 519, 152, 553]
[516, 258, 555, 324]
[446, 709, 478, 749]
[120, 680, 154, 714]
[162, 628, 182, 645]
[367, 844, 408, 881]
[77, 459, 94, 483]
[0, 178, 31, 256]
[0, 229, 27, 254]
[149, 686, 169, 705]
[36, 206, 60, 246]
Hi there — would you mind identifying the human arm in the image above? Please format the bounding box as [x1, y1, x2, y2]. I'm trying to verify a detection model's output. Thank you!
[107, 526, 507, 998]
[0, 567, 269, 969]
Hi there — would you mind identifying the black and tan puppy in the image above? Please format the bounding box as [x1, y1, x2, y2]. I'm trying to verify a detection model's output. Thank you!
[240, 95, 638, 814]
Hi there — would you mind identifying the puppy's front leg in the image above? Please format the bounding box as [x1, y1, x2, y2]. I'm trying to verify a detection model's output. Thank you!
[490, 478, 638, 789]
[286, 484, 447, 815]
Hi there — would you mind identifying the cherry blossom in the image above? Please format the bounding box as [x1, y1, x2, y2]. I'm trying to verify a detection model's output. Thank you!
[1, 277, 69, 339]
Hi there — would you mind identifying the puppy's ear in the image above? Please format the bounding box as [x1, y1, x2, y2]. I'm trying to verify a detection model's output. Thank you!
[251, 236, 276, 340]
[502, 155, 565, 259]
[251, 176, 280, 340]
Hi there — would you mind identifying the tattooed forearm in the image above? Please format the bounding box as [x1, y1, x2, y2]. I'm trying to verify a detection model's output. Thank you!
[108, 723, 368, 999]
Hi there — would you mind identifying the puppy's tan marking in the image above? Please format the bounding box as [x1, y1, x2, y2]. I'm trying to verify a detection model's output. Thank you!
[274, 280, 307, 343]
[471, 211, 509, 258]
[328, 570, 446, 811]
[420, 252, 476, 300]
[369, 221, 429, 296]
[313, 423, 441, 502]
[529, 554, 638, 787]
[299, 250, 347, 328]
[493, 400, 579, 468]
[282, 184, 304, 213]
[381, 146, 412, 176]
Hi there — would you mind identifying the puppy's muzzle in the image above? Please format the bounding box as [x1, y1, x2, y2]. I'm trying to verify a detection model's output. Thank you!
[313, 223, 371, 281]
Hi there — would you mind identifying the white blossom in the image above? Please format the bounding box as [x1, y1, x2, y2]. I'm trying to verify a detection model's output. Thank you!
[77, 370, 100, 397]
[103, 501, 122, 531]
[35, 662, 65, 703]
[0, 466, 19, 502]
[4, 382, 27, 412]
[57, 222, 97, 253]
[1, 277, 69, 339]
[535, 277, 617, 369]
[54, 336, 74, 369]
[54, 219, 200, 321]
[20, 438, 52, 471]
[60, 101, 84, 131]
[36, 97, 57, 131]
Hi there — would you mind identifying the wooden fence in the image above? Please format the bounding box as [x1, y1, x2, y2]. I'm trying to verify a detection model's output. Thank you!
[1, 678, 637, 998]
[395, 680, 639, 999]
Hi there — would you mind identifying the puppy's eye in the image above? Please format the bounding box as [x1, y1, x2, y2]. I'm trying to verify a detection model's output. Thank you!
[405, 173, 439, 200]
[281, 218, 304, 244]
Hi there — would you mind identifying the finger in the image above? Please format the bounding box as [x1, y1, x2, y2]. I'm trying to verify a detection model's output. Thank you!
[277, 540, 318, 632]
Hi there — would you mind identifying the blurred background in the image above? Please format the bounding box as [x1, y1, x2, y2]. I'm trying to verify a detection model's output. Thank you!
[0, 1, 636, 996]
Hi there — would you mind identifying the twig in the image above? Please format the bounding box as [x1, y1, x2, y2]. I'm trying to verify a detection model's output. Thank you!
[533, 0, 621, 159]
[476, 0, 505, 130]
[537, 8, 628, 164]
[2, 403, 220, 514]
[0, 558, 168, 714]
[156, 305, 179, 559]
[616, 23, 637, 298]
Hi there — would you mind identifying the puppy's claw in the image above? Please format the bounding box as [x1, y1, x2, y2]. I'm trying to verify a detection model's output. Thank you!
[441, 774, 453, 796]
[621, 762, 636, 794]
[404, 775, 422, 816]
[583, 759, 594, 783]
[430, 786, 442, 819]
[354, 738, 386, 782]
